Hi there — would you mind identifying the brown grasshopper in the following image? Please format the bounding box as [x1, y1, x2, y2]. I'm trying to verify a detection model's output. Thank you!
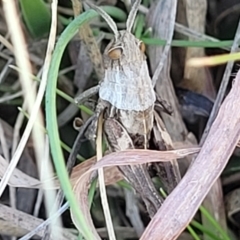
[82, 0, 181, 218]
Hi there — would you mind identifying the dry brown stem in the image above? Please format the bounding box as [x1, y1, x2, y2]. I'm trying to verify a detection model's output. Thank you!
[140, 69, 240, 240]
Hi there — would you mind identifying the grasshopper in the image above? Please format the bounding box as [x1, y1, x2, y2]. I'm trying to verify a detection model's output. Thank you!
[81, 0, 181, 217]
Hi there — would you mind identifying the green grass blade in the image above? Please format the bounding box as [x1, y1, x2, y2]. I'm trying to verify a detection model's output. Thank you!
[200, 206, 231, 240]
[102, 6, 127, 22]
[45, 9, 102, 239]
[191, 220, 221, 240]
[186, 224, 201, 240]
[19, 0, 51, 38]
[134, 13, 145, 39]
[142, 37, 234, 48]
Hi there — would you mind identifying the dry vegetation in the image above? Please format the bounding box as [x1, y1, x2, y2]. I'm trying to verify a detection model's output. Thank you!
[0, 0, 240, 239]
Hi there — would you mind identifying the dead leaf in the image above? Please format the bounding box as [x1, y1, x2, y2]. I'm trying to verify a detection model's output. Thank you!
[70, 156, 123, 187]
[0, 155, 123, 190]
[70, 148, 199, 239]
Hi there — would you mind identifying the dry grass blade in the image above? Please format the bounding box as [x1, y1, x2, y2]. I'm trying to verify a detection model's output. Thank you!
[0, 0, 58, 220]
[0, 204, 76, 239]
[147, 0, 194, 144]
[199, 13, 240, 237]
[140, 69, 240, 240]
[0, 155, 41, 188]
[0, 155, 123, 189]
[1, 2, 63, 236]
[148, 0, 177, 87]
[87, 148, 199, 171]
[0, 34, 14, 53]
[183, 0, 213, 97]
[96, 112, 116, 240]
[0, 0, 38, 197]
[70, 147, 199, 239]
[70, 156, 123, 187]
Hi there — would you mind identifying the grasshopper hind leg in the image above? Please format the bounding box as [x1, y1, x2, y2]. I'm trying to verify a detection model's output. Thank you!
[104, 118, 163, 217]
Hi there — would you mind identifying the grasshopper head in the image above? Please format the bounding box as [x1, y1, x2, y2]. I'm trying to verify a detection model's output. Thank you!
[84, 1, 145, 65]
[85, 0, 142, 37]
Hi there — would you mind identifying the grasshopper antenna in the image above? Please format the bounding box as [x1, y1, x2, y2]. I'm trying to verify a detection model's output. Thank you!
[85, 1, 119, 37]
[126, 0, 141, 32]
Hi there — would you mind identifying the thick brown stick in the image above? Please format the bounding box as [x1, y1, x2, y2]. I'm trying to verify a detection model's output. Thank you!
[141, 70, 240, 240]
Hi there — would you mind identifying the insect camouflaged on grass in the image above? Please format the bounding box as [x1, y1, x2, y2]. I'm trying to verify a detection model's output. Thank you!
[78, 0, 181, 217]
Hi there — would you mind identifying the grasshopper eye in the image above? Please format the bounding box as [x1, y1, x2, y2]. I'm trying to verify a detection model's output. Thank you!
[139, 42, 146, 53]
[107, 47, 123, 60]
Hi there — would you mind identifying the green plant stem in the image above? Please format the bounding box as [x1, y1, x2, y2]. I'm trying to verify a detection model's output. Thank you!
[45, 9, 101, 239]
